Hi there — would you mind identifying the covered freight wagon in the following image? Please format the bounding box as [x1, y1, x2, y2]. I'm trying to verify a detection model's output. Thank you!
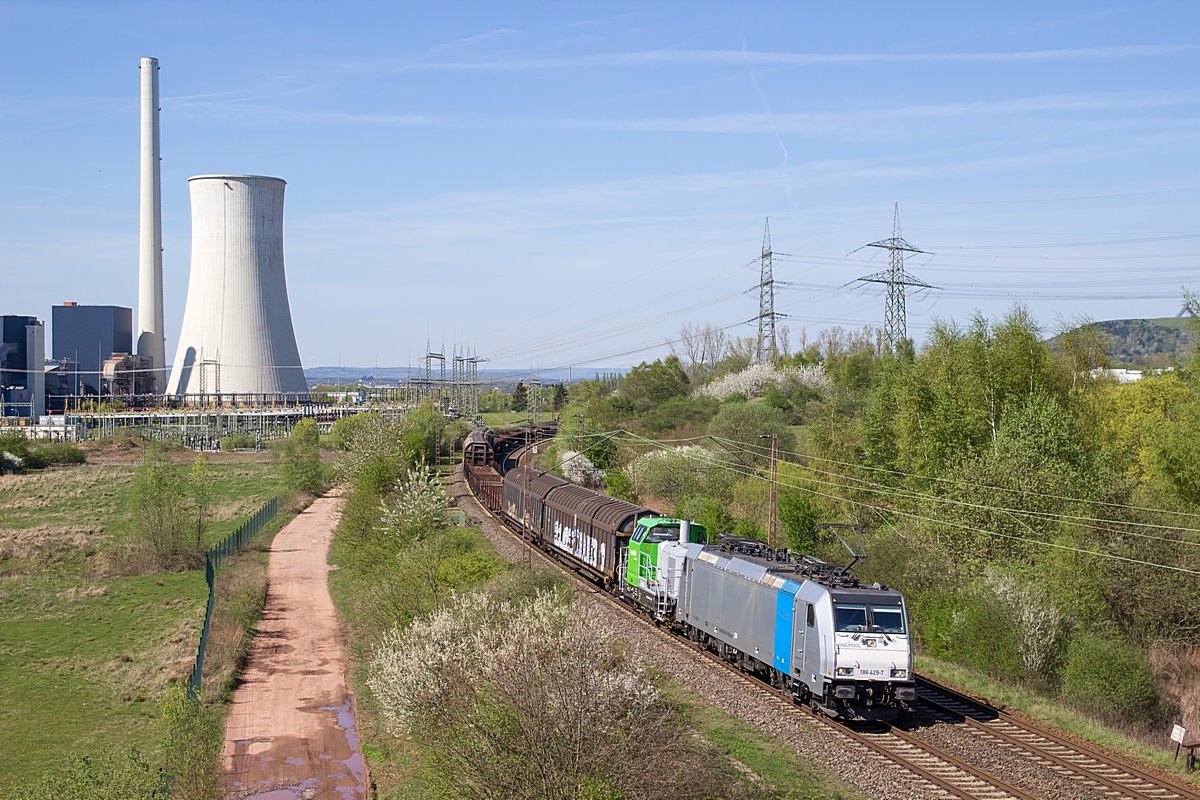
[542, 484, 651, 581]
[501, 466, 567, 534]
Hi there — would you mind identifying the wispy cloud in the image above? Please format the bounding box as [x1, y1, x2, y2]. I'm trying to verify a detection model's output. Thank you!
[397, 43, 1196, 71]
[432, 28, 519, 51]
[547, 92, 1200, 135]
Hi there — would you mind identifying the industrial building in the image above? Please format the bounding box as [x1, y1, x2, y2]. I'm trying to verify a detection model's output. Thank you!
[1, 315, 46, 418]
[51, 303, 133, 394]
[165, 175, 307, 398]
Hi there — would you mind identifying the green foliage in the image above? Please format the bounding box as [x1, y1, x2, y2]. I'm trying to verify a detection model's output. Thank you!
[706, 402, 795, 468]
[634, 447, 734, 504]
[733, 515, 765, 540]
[281, 418, 322, 493]
[1062, 634, 1160, 725]
[778, 490, 818, 552]
[330, 412, 371, 450]
[604, 468, 639, 503]
[721, 391, 747, 404]
[552, 382, 568, 411]
[189, 454, 214, 549]
[620, 355, 689, 404]
[761, 387, 791, 412]
[132, 443, 194, 570]
[0, 432, 85, 472]
[8, 748, 163, 800]
[158, 683, 223, 799]
[920, 587, 1024, 681]
[511, 382, 528, 413]
[675, 495, 735, 537]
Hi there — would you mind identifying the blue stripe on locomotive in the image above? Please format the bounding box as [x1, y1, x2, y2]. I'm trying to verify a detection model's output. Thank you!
[773, 580, 802, 674]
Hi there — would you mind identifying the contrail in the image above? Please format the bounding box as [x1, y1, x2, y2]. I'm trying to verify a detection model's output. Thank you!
[740, 28, 793, 204]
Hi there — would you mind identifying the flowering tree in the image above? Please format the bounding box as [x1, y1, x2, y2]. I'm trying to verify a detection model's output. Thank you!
[377, 463, 449, 545]
[694, 362, 830, 401]
[368, 591, 729, 800]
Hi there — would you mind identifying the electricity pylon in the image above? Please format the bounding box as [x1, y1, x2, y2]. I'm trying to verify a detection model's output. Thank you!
[857, 203, 932, 352]
[756, 218, 780, 363]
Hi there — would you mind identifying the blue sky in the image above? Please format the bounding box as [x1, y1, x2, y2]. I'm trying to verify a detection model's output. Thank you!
[3, 2, 1199, 372]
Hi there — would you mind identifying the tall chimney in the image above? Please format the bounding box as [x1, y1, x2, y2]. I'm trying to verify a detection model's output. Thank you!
[137, 57, 165, 392]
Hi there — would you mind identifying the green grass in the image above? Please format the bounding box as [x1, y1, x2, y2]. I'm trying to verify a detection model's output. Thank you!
[0, 570, 208, 792]
[678, 686, 863, 799]
[479, 411, 528, 430]
[0, 461, 285, 576]
[0, 453, 291, 795]
[917, 655, 1200, 785]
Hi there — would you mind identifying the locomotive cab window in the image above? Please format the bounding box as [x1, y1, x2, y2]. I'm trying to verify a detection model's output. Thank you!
[632, 526, 647, 543]
[835, 604, 868, 632]
[806, 603, 815, 627]
[870, 605, 906, 634]
[645, 525, 680, 543]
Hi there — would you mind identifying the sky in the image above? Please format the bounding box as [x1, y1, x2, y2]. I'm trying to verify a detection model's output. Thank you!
[2, 1, 1199, 374]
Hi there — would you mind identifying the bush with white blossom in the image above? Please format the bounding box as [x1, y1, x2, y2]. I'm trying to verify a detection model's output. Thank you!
[377, 463, 449, 544]
[365, 590, 725, 798]
[694, 362, 830, 401]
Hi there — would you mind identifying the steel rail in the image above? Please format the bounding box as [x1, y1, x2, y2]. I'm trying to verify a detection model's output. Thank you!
[916, 676, 1200, 800]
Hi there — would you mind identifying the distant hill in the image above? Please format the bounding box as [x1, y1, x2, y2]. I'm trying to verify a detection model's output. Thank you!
[1090, 318, 1195, 368]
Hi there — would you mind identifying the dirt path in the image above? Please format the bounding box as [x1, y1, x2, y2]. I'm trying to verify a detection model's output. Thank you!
[221, 495, 367, 800]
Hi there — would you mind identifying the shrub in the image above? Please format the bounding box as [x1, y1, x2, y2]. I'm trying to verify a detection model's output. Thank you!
[281, 418, 322, 493]
[676, 495, 735, 538]
[604, 468, 639, 503]
[132, 443, 195, 571]
[920, 587, 1024, 681]
[8, 748, 162, 800]
[1062, 633, 1160, 725]
[706, 402, 796, 468]
[368, 591, 732, 800]
[778, 490, 818, 552]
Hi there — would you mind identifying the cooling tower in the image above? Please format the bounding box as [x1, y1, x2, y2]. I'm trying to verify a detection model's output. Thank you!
[137, 57, 165, 391]
[165, 176, 307, 397]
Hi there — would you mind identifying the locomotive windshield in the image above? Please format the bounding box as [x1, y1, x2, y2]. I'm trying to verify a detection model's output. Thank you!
[644, 525, 681, 543]
[870, 606, 906, 634]
[835, 605, 868, 632]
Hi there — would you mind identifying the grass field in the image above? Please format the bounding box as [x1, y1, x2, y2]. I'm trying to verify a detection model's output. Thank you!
[0, 449, 289, 795]
[0, 458, 285, 577]
[0, 571, 207, 790]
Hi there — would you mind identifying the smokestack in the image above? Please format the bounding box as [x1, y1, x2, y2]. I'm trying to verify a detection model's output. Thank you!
[680, 519, 691, 545]
[137, 57, 165, 392]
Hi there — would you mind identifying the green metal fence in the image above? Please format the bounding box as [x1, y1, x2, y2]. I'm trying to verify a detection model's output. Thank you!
[187, 497, 279, 699]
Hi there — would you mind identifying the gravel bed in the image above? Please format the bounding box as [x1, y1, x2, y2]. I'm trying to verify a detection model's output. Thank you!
[902, 704, 1165, 799]
[451, 470, 947, 800]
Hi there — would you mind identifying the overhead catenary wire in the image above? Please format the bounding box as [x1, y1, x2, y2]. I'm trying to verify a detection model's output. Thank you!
[613, 430, 1200, 577]
[712, 434, 1200, 527]
[707, 435, 1200, 545]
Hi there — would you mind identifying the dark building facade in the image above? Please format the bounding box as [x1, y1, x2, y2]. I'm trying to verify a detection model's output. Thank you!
[52, 304, 133, 394]
[1, 315, 45, 417]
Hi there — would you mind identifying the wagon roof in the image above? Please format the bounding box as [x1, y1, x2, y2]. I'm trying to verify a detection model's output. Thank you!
[465, 427, 492, 445]
[504, 466, 568, 501]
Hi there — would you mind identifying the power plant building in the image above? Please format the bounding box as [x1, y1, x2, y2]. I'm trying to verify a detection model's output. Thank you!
[51, 303, 133, 394]
[1, 316, 46, 418]
[165, 175, 307, 397]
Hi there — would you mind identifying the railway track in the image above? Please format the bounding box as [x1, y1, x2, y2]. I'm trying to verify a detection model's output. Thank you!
[913, 677, 1200, 800]
[457, 460, 1200, 800]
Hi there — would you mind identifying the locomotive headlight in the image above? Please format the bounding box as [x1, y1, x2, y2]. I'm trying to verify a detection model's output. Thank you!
[835, 666, 855, 676]
[890, 668, 907, 679]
